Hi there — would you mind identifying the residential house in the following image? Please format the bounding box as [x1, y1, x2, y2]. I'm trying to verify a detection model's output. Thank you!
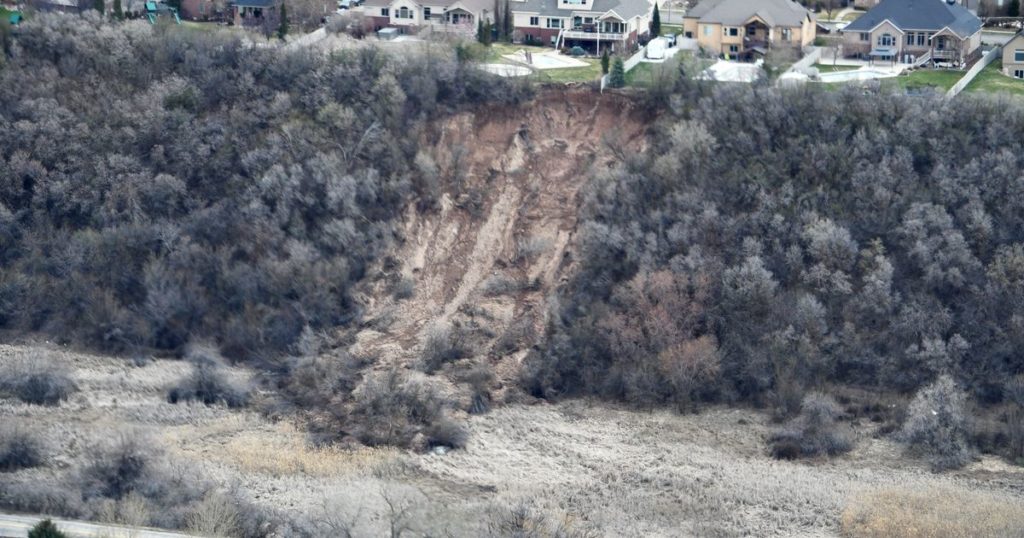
[230, 0, 280, 29]
[509, 0, 654, 52]
[682, 0, 816, 60]
[840, 0, 982, 67]
[180, 0, 223, 20]
[362, 0, 492, 37]
[1001, 31, 1024, 79]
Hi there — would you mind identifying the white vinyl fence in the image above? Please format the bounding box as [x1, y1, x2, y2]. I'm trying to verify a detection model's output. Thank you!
[947, 45, 1001, 98]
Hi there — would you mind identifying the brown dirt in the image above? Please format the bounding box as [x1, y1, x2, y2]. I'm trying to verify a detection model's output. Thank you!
[348, 89, 646, 389]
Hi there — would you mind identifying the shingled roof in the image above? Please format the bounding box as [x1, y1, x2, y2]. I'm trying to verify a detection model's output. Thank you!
[843, 0, 981, 38]
[685, 0, 811, 27]
[511, 0, 652, 20]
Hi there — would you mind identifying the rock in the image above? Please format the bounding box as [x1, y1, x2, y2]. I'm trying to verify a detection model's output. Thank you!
[432, 445, 449, 456]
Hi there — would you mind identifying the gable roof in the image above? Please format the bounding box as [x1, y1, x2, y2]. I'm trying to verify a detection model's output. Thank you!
[510, 0, 652, 20]
[684, 0, 811, 27]
[843, 0, 981, 38]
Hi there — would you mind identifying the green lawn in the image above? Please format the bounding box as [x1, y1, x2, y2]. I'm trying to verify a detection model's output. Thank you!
[484, 42, 548, 63]
[814, 63, 859, 72]
[882, 69, 964, 92]
[965, 60, 1024, 97]
[841, 10, 865, 22]
[533, 58, 603, 83]
[660, 24, 683, 36]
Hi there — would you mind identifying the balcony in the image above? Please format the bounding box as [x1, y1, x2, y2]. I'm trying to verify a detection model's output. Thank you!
[561, 29, 625, 41]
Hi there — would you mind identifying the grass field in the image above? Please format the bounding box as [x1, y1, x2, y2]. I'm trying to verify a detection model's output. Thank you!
[882, 68, 964, 92]
[814, 63, 859, 72]
[965, 60, 1024, 97]
[484, 42, 548, 63]
[842, 10, 865, 22]
[534, 58, 603, 83]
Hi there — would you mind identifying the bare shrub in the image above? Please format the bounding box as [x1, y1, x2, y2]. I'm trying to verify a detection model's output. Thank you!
[841, 486, 1024, 538]
[0, 353, 76, 406]
[0, 424, 45, 472]
[349, 369, 446, 448]
[457, 360, 495, 414]
[482, 274, 526, 297]
[392, 276, 415, 300]
[424, 416, 468, 449]
[167, 347, 249, 408]
[515, 236, 552, 264]
[78, 433, 156, 500]
[419, 324, 470, 374]
[770, 393, 854, 460]
[898, 375, 975, 471]
[186, 492, 240, 537]
[485, 500, 595, 538]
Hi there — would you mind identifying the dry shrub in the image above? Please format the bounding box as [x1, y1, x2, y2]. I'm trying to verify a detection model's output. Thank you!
[167, 347, 250, 408]
[899, 375, 974, 471]
[419, 324, 470, 374]
[840, 486, 1024, 538]
[0, 424, 45, 472]
[770, 392, 854, 460]
[0, 352, 76, 406]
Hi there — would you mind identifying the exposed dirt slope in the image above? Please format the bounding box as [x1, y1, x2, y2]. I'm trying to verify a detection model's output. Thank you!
[349, 89, 646, 388]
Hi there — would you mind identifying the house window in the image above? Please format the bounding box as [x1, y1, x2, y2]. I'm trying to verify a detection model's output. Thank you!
[1015, 69, 1024, 79]
[728, 27, 738, 36]
[781, 28, 791, 40]
[397, 6, 410, 18]
[1015, 49, 1024, 62]
[547, 18, 562, 28]
[703, 25, 711, 36]
[906, 33, 914, 45]
[423, 7, 430, 18]
[917, 33, 925, 46]
[562, 0, 584, 4]
[878, 33, 894, 47]
[529, 16, 538, 25]
[729, 44, 739, 53]
[747, 24, 757, 36]
[381, 7, 389, 16]
[859, 32, 869, 42]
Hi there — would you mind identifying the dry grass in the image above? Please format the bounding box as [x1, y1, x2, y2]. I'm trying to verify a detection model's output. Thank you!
[841, 486, 1024, 538]
[216, 429, 399, 477]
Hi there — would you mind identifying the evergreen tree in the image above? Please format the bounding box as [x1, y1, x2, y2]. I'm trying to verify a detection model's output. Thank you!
[503, 0, 512, 42]
[93, 0, 105, 14]
[1010, 0, 1020, 17]
[29, 520, 67, 538]
[609, 56, 625, 87]
[277, 3, 288, 40]
[477, 19, 492, 45]
[113, 0, 123, 20]
[601, 49, 610, 74]
[651, 3, 661, 37]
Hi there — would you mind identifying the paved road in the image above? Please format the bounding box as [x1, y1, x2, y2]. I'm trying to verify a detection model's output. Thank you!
[0, 513, 193, 538]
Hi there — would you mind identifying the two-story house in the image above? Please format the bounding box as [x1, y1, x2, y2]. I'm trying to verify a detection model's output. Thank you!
[363, 0, 492, 36]
[840, 0, 982, 67]
[509, 0, 654, 52]
[682, 0, 815, 60]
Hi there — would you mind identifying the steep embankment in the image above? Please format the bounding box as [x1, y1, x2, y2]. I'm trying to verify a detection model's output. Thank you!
[349, 89, 646, 390]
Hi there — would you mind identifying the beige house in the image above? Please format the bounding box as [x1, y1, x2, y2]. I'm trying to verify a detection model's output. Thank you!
[1003, 32, 1024, 79]
[840, 0, 981, 67]
[681, 0, 815, 60]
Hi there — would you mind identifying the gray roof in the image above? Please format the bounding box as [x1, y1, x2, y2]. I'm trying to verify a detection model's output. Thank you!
[685, 0, 811, 27]
[843, 0, 981, 38]
[511, 0, 652, 20]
